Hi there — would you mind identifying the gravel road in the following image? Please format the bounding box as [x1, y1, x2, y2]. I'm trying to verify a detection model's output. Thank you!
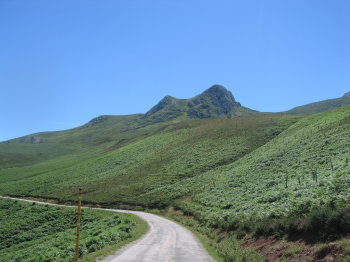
[0, 196, 215, 262]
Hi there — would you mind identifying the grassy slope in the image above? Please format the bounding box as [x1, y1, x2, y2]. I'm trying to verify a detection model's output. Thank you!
[133, 105, 350, 261]
[0, 198, 146, 262]
[152, 105, 350, 229]
[1, 105, 350, 261]
[285, 93, 350, 115]
[0, 115, 299, 205]
[0, 114, 170, 169]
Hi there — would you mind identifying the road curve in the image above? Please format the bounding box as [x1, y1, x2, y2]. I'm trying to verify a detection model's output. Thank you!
[0, 196, 215, 262]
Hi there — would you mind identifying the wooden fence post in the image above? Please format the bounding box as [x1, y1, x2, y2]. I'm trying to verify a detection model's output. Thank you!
[75, 188, 83, 261]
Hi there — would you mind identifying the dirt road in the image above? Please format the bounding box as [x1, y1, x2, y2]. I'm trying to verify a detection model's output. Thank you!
[0, 196, 215, 262]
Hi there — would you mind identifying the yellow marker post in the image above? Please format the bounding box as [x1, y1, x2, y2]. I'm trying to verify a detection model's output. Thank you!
[75, 188, 83, 261]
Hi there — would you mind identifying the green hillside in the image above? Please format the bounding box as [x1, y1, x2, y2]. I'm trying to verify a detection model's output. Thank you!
[152, 105, 350, 232]
[285, 91, 350, 115]
[0, 198, 145, 262]
[0, 114, 299, 205]
[0, 85, 256, 171]
[0, 114, 166, 169]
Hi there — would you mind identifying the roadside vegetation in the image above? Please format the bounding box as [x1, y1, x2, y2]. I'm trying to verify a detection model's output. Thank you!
[0, 199, 146, 262]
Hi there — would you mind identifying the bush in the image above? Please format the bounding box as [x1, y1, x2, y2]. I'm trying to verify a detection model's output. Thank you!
[248, 206, 350, 241]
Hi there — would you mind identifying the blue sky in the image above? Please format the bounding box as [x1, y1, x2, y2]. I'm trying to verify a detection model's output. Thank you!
[0, 0, 349, 141]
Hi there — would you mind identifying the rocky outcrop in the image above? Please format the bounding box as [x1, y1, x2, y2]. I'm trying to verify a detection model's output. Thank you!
[85, 115, 108, 127]
[190, 85, 241, 116]
[19, 136, 42, 144]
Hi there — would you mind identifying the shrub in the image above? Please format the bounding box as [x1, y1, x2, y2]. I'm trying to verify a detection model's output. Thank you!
[249, 206, 350, 241]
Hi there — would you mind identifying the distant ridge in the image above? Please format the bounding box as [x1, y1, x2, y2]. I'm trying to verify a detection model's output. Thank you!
[285, 91, 350, 115]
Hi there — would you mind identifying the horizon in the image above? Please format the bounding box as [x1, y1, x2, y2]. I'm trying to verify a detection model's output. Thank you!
[1, 0, 349, 141]
[1, 85, 348, 142]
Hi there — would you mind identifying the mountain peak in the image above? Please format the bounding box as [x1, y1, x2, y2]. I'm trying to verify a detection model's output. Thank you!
[203, 84, 229, 94]
[198, 85, 240, 106]
[144, 85, 254, 123]
[344, 92, 350, 97]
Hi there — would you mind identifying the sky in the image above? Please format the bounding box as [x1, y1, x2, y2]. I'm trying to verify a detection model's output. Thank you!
[0, 0, 349, 141]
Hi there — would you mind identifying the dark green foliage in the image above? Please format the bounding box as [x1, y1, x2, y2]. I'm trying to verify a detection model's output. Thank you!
[0, 199, 136, 262]
[251, 206, 350, 242]
[311, 168, 318, 184]
[285, 174, 289, 188]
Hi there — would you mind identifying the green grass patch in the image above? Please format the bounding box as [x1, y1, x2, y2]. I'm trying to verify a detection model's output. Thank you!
[283, 246, 304, 258]
[0, 199, 147, 262]
[80, 212, 148, 262]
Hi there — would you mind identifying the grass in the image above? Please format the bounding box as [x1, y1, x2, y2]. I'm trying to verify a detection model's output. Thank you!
[158, 105, 350, 235]
[282, 246, 304, 258]
[0, 198, 147, 262]
[0, 114, 299, 206]
[80, 213, 148, 262]
[286, 92, 350, 115]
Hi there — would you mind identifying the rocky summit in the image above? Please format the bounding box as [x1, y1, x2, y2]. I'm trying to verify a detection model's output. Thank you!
[144, 85, 255, 123]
